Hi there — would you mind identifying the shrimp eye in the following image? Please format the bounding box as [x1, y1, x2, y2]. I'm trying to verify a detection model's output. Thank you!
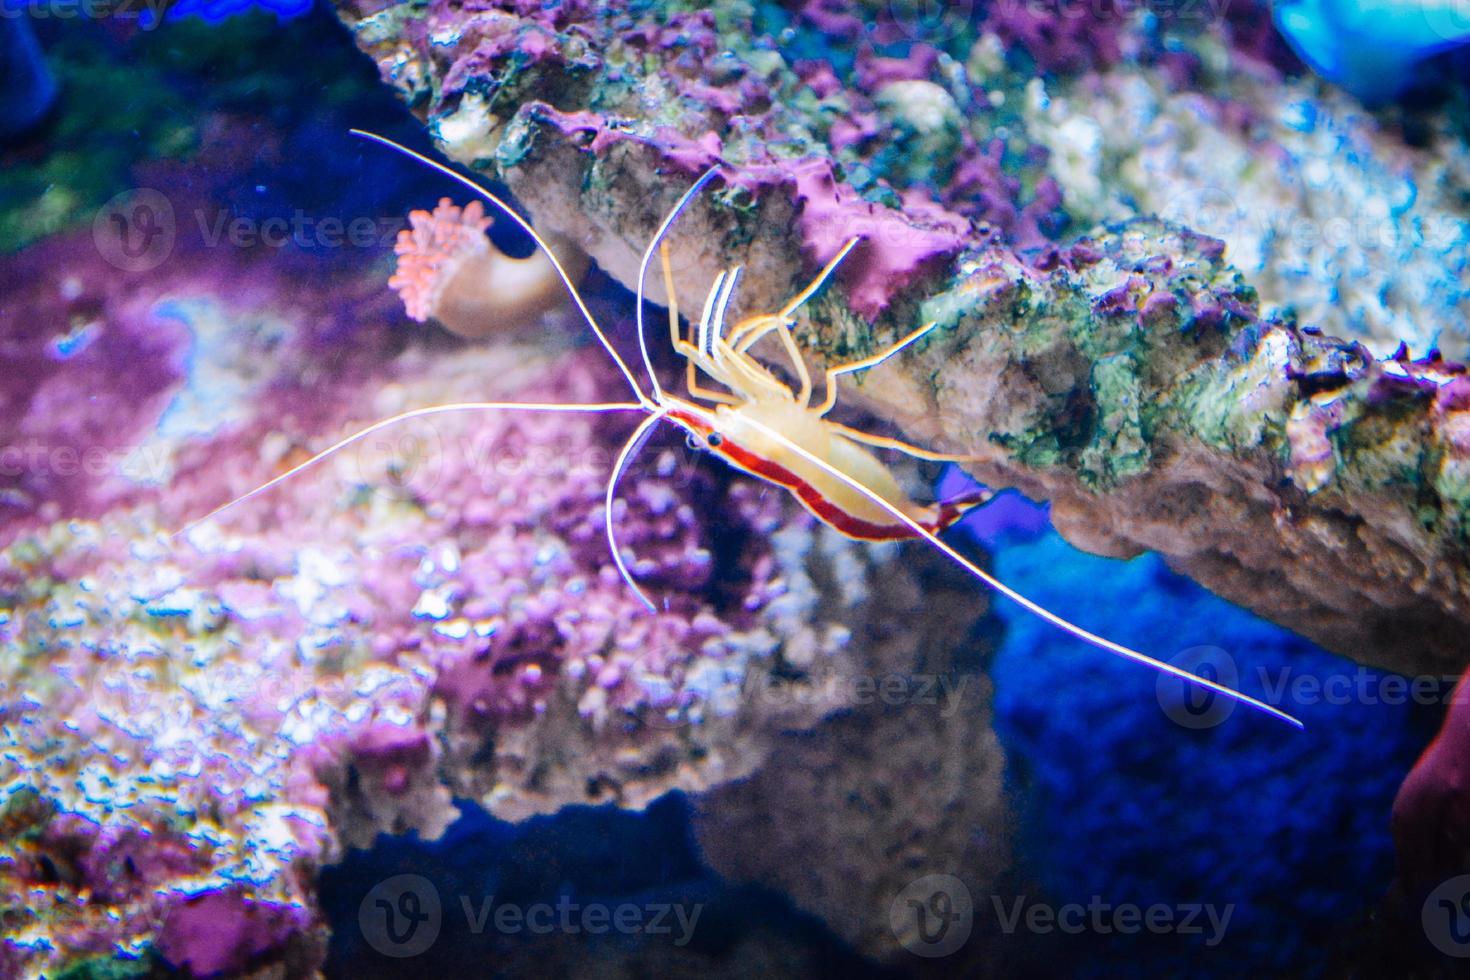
[705, 432, 724, 448]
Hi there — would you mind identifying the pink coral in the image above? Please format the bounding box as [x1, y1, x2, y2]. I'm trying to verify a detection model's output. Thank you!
[390, 197, 588, 340]
[390, 197, 496, 322]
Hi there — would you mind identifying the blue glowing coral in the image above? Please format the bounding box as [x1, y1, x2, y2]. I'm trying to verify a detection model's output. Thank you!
[975, 515, 1427, 975]
[1274, 0, 1470, 102]
[0, 18, 56, 139]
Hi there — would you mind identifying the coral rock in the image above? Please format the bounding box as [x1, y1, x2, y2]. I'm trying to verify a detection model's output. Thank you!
[331, 0, 1470, 675]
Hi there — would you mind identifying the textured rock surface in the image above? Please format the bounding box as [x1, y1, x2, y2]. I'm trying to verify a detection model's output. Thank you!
[692, 545, 1007, 964]
[0, 214, 1001, 974]
[0, 336, 994, 975]
[332, 0, 1470, 676]
[1022, 40, 1470, 359]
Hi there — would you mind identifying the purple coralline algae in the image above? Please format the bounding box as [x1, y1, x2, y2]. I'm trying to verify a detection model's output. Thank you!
[0, 218, 989, 973]
[333, 0, 1470, 677]
[784, 159, 969, 320]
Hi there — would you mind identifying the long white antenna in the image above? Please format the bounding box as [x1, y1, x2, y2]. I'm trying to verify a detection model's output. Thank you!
[634, 168, 723, 399]
[175, 401, 644, 537]
[604, 409, 670, 611]
[686, 405, 1304, 730]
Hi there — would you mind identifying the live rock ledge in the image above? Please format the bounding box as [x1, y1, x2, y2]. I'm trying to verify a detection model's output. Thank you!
[335, 0, 1470, 677]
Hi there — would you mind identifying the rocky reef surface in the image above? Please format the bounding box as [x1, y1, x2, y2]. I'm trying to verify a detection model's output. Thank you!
[0, 212, 1002, 974]
[0, 17, 1010, 974]
[8, 1, 1470, 975]
[332, 0, 1470, 677]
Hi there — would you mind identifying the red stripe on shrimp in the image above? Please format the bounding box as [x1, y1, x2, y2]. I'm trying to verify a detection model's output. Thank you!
[667, 409, 983, 541]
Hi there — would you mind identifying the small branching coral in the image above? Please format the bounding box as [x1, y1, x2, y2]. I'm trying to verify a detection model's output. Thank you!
[390, 197, 588, 339]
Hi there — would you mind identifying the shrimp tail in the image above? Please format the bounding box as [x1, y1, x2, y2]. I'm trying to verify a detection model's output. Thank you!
[927, 487, 995, 535]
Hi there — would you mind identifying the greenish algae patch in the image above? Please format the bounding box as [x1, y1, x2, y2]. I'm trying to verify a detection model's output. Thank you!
[1080, 353, 1149, 487]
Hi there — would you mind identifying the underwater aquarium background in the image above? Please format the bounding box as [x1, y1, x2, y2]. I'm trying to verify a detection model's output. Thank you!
[3, 2, 1469, 978]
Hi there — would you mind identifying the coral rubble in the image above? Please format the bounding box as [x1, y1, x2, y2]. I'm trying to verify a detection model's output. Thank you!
[693, 553, 1009, 965]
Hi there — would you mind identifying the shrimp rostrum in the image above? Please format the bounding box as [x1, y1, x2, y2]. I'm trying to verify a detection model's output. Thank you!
[182, 131, 1301, 730]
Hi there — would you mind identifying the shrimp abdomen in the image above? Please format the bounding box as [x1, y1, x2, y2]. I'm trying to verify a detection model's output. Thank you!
[710, 402, 972, 540]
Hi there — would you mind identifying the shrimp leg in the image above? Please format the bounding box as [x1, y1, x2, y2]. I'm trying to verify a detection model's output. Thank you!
[815, 321, 937, 415]
[659, 243, 740, 405]
[826, 420, 992, 464]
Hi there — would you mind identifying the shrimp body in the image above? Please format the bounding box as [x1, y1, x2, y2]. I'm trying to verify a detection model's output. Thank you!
[668, 399, 982, 540]
[193, 131, 1301, 729]
[651, 239, 990, 540]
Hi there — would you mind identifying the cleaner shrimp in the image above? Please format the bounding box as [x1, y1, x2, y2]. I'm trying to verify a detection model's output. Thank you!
[180, 130, 1302, 730]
